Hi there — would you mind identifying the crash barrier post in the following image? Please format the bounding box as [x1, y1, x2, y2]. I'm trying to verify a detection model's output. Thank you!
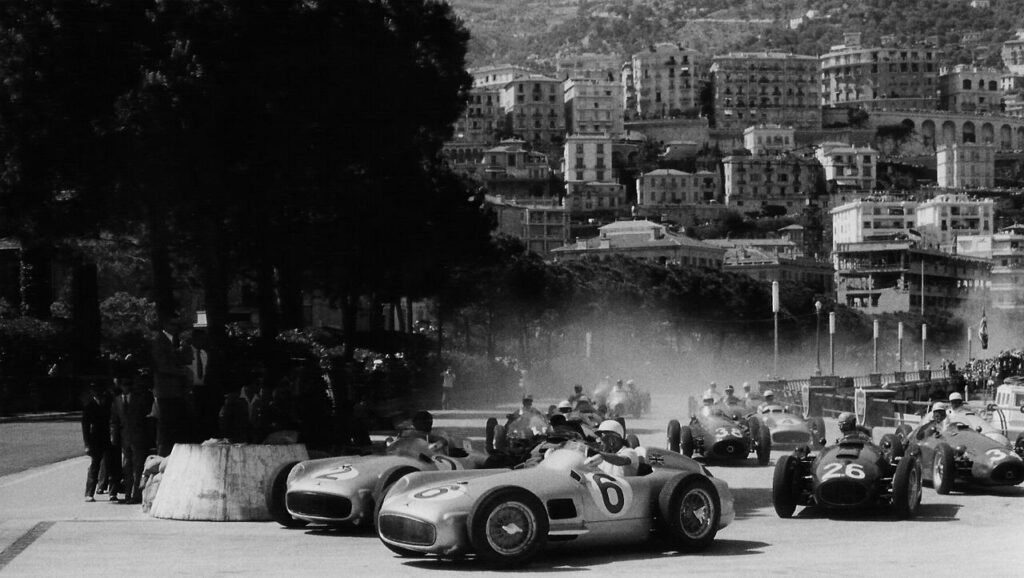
[861, 389, 897, 428]
[150, 442, 308, 521]
[804, 385, 837, 418]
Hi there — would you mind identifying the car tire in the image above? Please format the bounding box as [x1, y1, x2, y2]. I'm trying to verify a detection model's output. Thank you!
[265, 461, 308, 528]
[772, 454, 801, 518]
[756, 426, 772, 466]
[932, 442, 956, 495]
[680, 426, 695, 458]
[892, 453, 922, 519]
[809, 417, 827, 447]
[879, 433, 904, 463]
[1014, 432, 1024, 459]
[485, 418, 498, 454]
[667, 420, 681, 452]
[626, 434, 641, 449]
[372, 466, 420, 528]
[746, 416, 761, 439]
[469, 487, 548, 567]
[658, 473, 720, 552]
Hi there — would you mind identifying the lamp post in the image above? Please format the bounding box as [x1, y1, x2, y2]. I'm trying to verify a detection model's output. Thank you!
[772, 281, 780, 377]
[815, 301, 822, 375]
[898, 321, 904, 372]
[922, 323, 928, 370]
[967, 323, 972, 361]
[873, 319, 879, 373]
[829, 311, 836, 376]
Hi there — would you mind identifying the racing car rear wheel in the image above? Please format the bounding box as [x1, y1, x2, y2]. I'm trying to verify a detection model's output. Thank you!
[485, 418, 498, 454]
[265, 461, 309, 528]
[746, 416, 761, 439]
[626, 434, 641, 449]
[931, 443, 956, 495]
[679, 426, 695, 458]
[667, 420, 681, 452]
[809, 417, 827, 447]
[658, 473, 721, 551]
[892, 454, 922, 519]
[756, 427, 772, 466]
[772, 454, 801, 518]
[469, 487, 548, 567]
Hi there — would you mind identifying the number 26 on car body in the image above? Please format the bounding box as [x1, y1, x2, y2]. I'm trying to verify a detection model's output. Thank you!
[821, 462, 866, 481]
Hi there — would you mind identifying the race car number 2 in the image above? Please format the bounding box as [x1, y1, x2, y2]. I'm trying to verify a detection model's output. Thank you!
[821, 462, 866, 481]
[585, 472, 633, 517]
[316, 464, 358, 481]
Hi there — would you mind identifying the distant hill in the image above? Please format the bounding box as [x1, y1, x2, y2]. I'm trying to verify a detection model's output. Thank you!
[448, 0, 1024, 69]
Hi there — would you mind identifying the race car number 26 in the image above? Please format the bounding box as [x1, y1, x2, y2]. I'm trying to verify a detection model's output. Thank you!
[821, 462, 866, 481]
[585, 472, 633, 517]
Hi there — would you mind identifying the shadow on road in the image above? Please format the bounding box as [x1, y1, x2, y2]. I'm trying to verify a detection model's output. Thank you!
[791, 502, 963, 522]
[730, 487, 774, 520]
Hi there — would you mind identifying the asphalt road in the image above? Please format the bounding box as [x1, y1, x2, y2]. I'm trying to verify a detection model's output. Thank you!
[0, 419, 83, 478]
[1, 395, 1021, 576]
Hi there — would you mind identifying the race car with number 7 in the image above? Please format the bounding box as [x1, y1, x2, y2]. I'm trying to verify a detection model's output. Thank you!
[376, 442, 734, 566]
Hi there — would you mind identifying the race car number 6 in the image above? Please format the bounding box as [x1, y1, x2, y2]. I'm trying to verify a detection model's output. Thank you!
[592, 473, 624, 514]
[822, 462, 866, 480]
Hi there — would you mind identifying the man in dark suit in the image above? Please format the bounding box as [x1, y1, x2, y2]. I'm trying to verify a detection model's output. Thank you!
[111, 375, 153, 504]
[82, 383, 111, 501]
[151, 317, 191, 456]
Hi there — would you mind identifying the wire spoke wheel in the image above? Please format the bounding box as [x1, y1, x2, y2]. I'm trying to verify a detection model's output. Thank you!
[678, 487, 715, 539]
[484, 501, 537, 556]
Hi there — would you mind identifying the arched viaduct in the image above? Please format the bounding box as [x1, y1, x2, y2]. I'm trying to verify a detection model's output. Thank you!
[869, 109, 1024, 155]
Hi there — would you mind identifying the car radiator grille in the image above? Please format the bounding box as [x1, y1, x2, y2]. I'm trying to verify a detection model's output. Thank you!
[992, 461, 1024, 485]
[287, 491, 352, 519]
[817, 479, 869, 507]
[378, 514, 436, 546]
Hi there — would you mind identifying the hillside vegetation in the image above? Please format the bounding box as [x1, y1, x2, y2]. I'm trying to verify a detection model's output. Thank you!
[449, 0, 1024, 69]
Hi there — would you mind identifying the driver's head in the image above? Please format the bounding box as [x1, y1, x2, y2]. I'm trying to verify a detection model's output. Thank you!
[574, 384, 583, 393]
[702, 393, 714, 405]
[948, 391, 964, 408]
[742, 382, 751, 392]
[557, 400, 572, 414]
[724, 385, 735, 396]
[837, 412, 857, 433]
[522, 395, 534, 408]
[763, 390, 775, 402]
[931, 401, 948, 422]
[412, 410, 433, 433]
[709, 381, 718, 391]
[596, 420, 625, 452]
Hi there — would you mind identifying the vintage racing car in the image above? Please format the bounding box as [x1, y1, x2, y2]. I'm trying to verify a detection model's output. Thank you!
[265, 430, 488, 528]
[376, 442, 734, 566]
[772, 430, 922, 519]
[748, 403, 827, 450]
[896, 415, 1024, 493]
[605, 385, 652, 419]
[667, 397, 771, 465]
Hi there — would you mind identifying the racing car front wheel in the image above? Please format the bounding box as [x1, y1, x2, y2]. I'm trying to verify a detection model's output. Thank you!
[667, 420, 681, 452]
[931, 443, 956, 495]
[756, 427, 772, 466]
[772, 454, 801, 518]
[892, 453, 922, 519]
[265, 461, 309, 528]
[469, 487, 548, 567]
[658, 473, 721, 551]
[679, 426, 695, 458]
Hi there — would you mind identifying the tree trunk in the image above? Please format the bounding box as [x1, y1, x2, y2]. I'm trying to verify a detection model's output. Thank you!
[146, 206, 176, 322]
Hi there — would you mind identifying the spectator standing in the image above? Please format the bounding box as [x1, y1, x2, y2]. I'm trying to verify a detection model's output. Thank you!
[440, 367, 456, 410]
[110, 376, 152, 504]
[82, 383, 112, 502]
[218, 388, 252, 443]
[151, 317, 191, 456]
[187, 326, 216, 441]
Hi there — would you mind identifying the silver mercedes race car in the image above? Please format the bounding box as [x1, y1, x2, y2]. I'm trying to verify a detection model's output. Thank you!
[749, 404, 827, 450]
[265, 432, 488, 528]
[376, 443, 734, 566]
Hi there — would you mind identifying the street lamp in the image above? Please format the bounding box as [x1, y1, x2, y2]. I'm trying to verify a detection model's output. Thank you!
[772, 282, 780, 377]
[898, 321, 904, 372]
[873, 319, 879, 373]
[829, 311, 836, 376]
[814, 301, 823, 375]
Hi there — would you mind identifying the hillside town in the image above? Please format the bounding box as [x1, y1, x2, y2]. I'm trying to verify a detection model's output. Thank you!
[450, 30, 1024, 317]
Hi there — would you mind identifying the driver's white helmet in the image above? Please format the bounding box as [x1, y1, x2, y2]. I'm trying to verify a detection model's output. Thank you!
[596, 419, 624, 438]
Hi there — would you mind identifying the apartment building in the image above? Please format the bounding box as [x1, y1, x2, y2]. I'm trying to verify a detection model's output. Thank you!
[820, 32, 940, 108]
[636, 168, 719, 206]
[915, 193, 995, 248]
[957, 224, 1024, 311]
[815, 142, 879, 192]
[552, 220, 725, 268]
[744, 124, 795, 155]
[555, 53, 622, 82]
[500, 74, 566, 145]
[936, 143, 995, 189]
[710, 52, 821, 130]
[564, 77, 624, 136]
[563, 134, 626, 213]
[626, 43, 707, 119]
[452, 86, 504, 146]
[938, 65, 1003, 113]
[487, 195, 569, 256]
[722, 152, 824, 214]
[471, 64, 533, 88]
[831, 196, 920, 250]
[1002, 30, 1024, 76]
[479, 140, 552, 198]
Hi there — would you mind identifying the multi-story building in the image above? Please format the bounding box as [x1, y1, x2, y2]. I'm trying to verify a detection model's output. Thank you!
[938, 65, 1003, 113]
[551, 219, 726, 267]
[722, 152, 824, 214]
[451, 86, 504, 146]
[471, 64, 533, 88]
[711, 243, 834, 292]
[711, 52, 821, 130]
[1001, 30, 1024, 76]
[831, 196, 919, 250]
[500, 74, 566, 146]
[626, 43, 707, 119]
[478, 140, 552, 198]
[936, 143, 996, 189]
[487, 195, 569, 256]
[915, 193, 995, 249]
[744, 124, 796, 155]
[636, 168, 719, 206]
[820, 32, 940, 108]
[957, 224, 1024, 311]
[563, 77, 624, 136]
[555, 53, 622, 82]
[815, 142, 878, 192]
[563, 134, 626, 213]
